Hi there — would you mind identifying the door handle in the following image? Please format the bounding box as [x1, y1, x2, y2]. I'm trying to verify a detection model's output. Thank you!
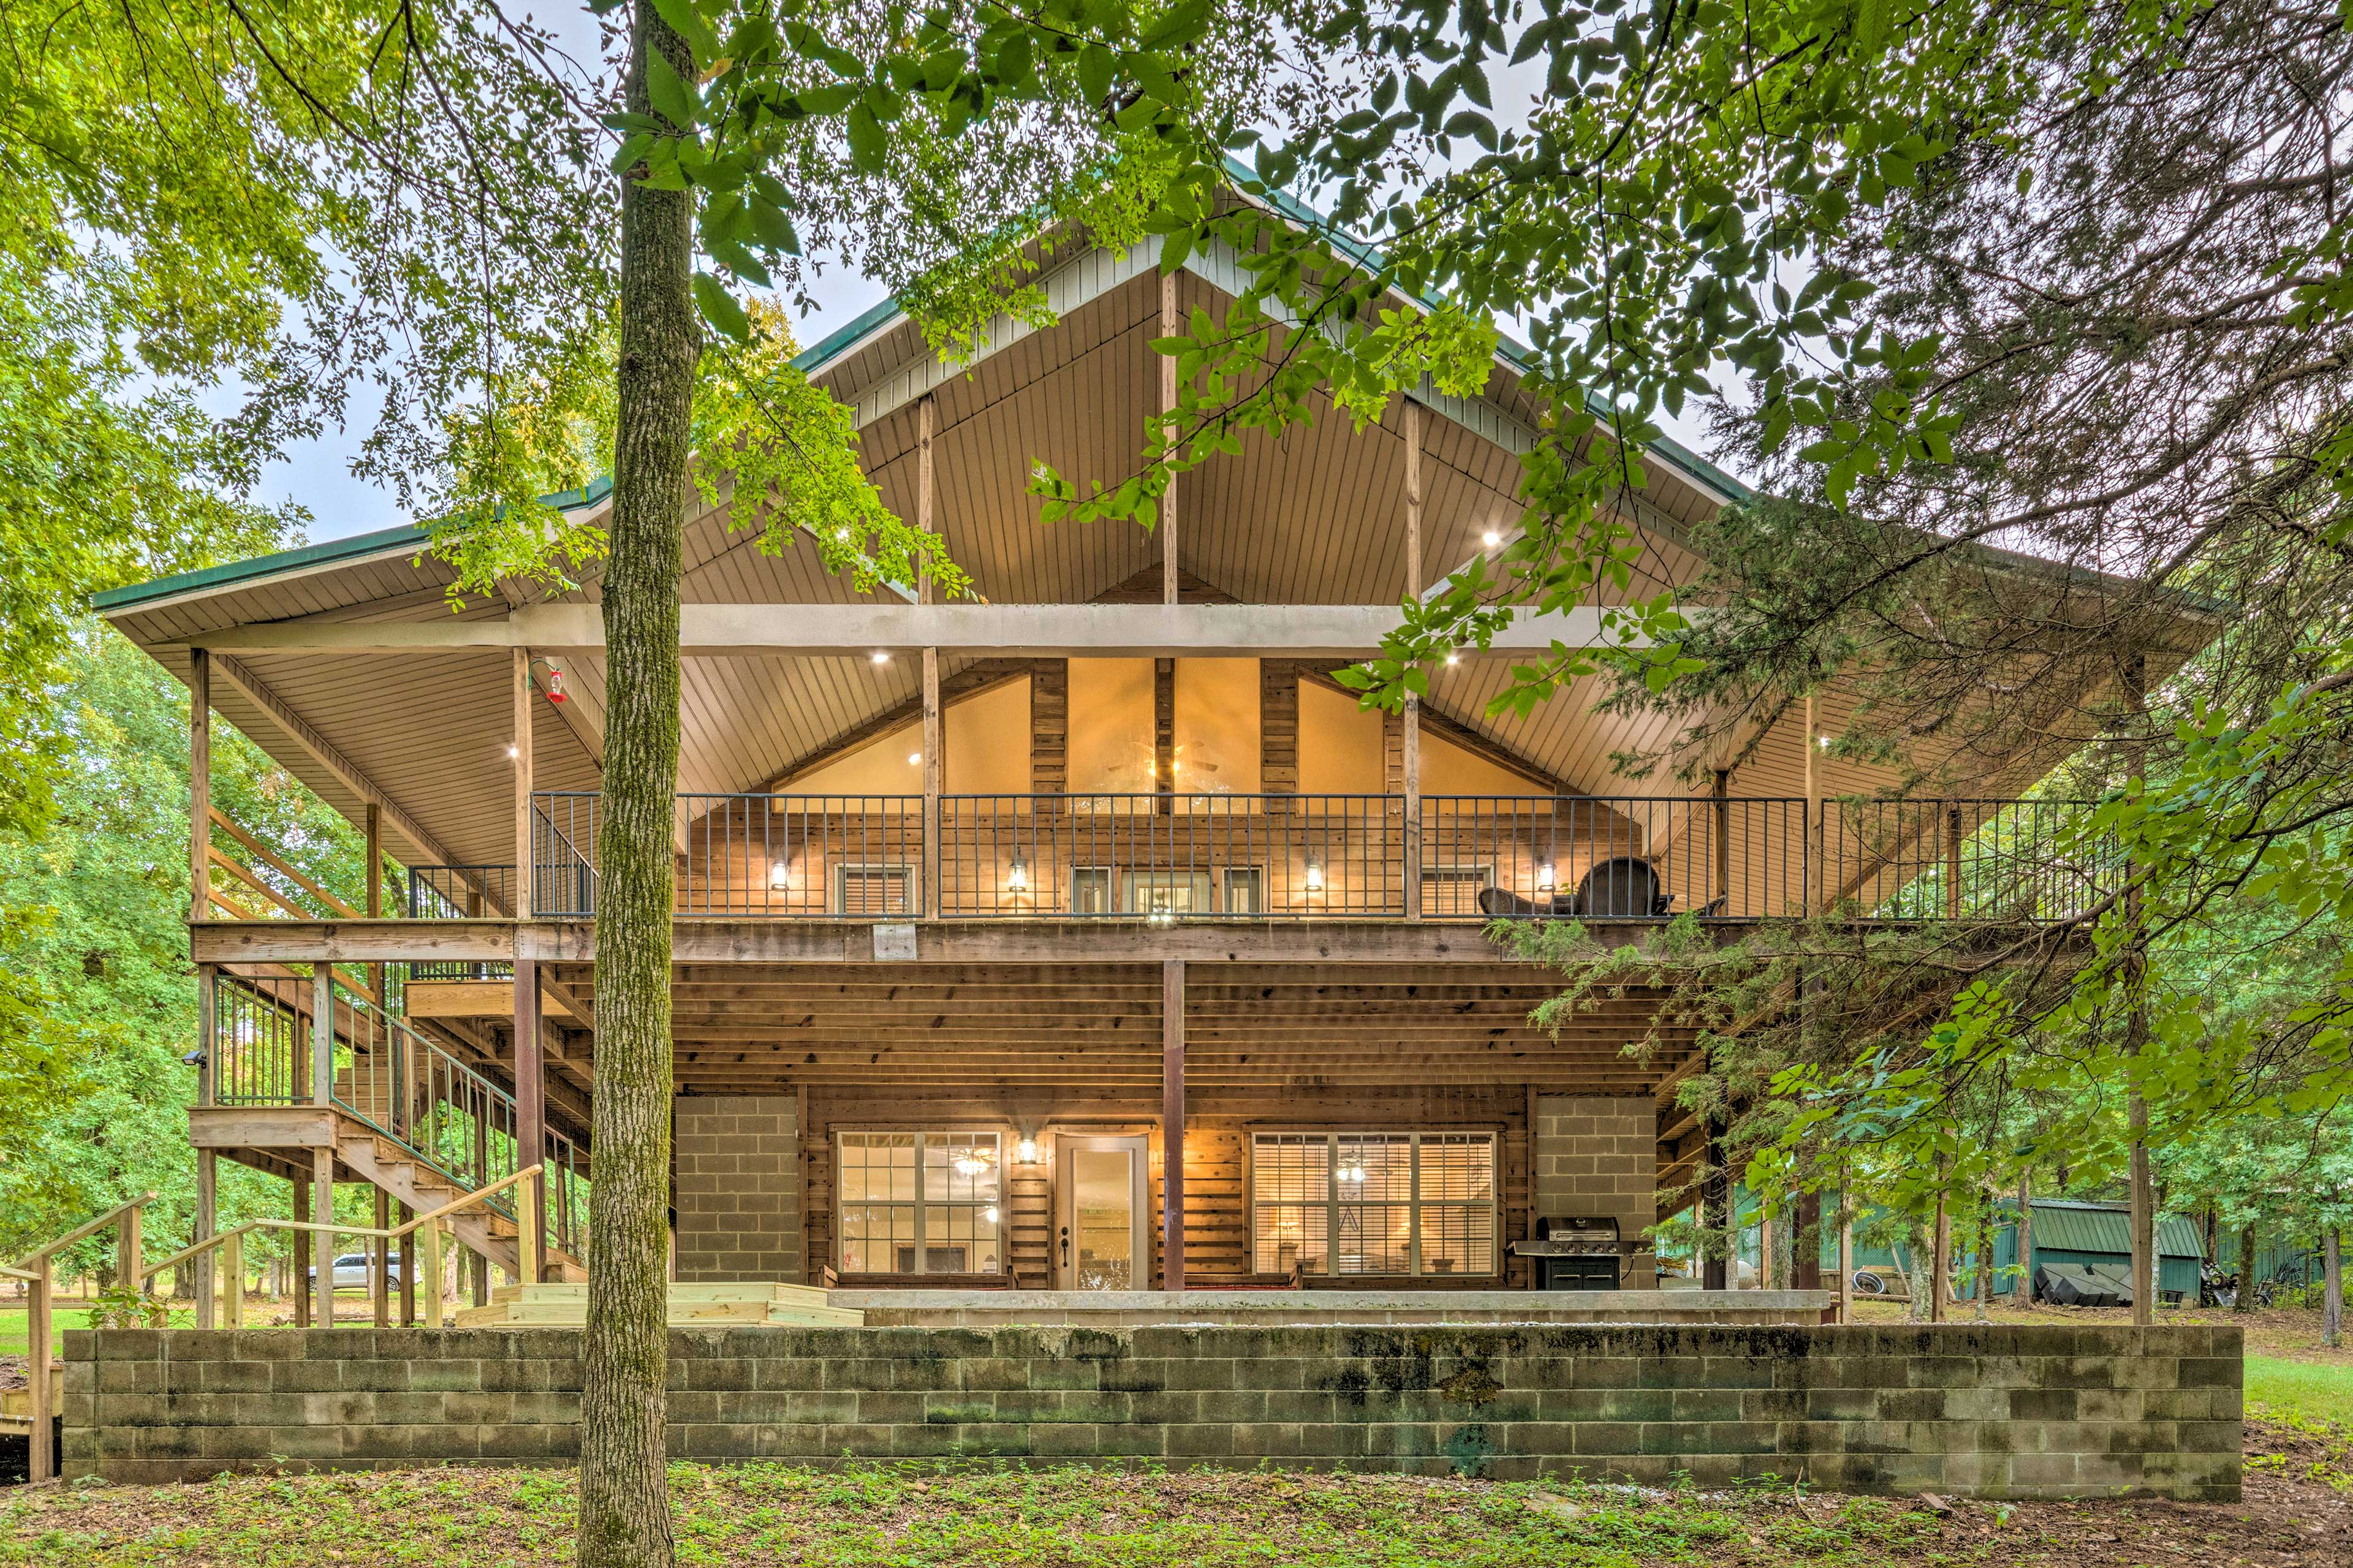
[1059, 1225, 1070, 1267]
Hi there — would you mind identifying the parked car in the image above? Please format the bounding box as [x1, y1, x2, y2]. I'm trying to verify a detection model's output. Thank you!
[308, 1251, 403, 1290]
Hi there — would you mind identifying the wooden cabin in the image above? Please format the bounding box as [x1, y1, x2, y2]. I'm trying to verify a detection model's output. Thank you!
[96, 196, 2172, 1316]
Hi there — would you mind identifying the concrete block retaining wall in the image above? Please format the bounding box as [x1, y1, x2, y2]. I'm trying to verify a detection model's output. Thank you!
[64, 1322, 2241, 1500]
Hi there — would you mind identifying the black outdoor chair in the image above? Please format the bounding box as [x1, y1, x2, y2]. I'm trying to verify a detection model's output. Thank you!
[1476, 856, 1674, 918]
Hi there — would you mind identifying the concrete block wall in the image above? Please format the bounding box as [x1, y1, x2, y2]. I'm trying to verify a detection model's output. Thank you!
[65, 1323, 2241, 1501]
[674, 1095, 802, 1282]
[1533, 1096, 1658, 1286]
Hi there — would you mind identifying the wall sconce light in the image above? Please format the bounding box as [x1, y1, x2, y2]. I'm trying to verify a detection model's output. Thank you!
[1303, 858, 1325, 893]
[1536, 861, 1556, 892]
[768, 861, 792, 893]
[1006, 858, 1029, 893]
[1017, 1137, 1039, 1164]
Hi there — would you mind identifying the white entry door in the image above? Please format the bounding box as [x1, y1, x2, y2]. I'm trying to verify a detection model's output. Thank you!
[1056, 1134, 1150, 1290]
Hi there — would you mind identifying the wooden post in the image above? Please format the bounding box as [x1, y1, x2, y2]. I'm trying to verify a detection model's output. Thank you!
[922, 648, 943, 915]
[292, 1176, 312, 1329]
[1402, 697, 1422, 920]
[26, 1254, 53, 1480]
[397, 1203, 416, 1326]
[311, 963, 334, 1108]
[1162, 958, 1186, 1292]
[195, 1151, 218, 1330]
[1837, 1183, 1855, 1324]
[371, 1189, 391, 1327]
[1154, 658, 1176, 814]
[1758, 1212, 1775, 1291]
[515, 960, 546, 1282]
[1161, 270, 1180, 605]
[1403, 400, 1423, 603]
[916, 393, 937, 605]
[513, 647, 534, 915]
[116, 1205, 143, 1305]
[313, 1147, 336, 1328]
[1930, 1189, 1951, 1324]
[1702, 1107, 1730, 1290]
[189, 648, 211, 923]
[420, 1221, 445, 1329]
[222, 1229, 245, 1330]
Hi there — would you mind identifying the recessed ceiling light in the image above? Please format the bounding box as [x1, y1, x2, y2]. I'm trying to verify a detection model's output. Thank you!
[871, 651, 891, 665]
[907, 752, 922, 766]
[1482, 529, 1502, 547]
[506, 744, 520, 759]
[1445, 651, 1461, 667]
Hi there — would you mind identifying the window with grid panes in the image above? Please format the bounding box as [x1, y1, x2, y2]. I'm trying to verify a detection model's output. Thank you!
[836, 1131, 1003, 1274]
[1250, 1132, 1496, 1277]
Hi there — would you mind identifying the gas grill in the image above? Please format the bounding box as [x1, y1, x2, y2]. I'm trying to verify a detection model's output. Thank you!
[1510, 1215, 1626, 1290]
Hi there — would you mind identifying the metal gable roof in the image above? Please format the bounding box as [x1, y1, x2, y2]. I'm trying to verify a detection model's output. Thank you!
[2027, 1200, 2205, 1260]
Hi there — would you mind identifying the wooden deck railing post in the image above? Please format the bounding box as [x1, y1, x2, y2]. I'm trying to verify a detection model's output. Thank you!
[512, 647, 534, 917]
[222, 1229, 245, 1330]
[1711, 769, 1732, 914]
[1402, 698, 1422, 920]
[312, 1148, 336, 1328]
[116, 1205, 142, 1305]
[922, 648, 942, 915]
[515, 958, 545, 1282]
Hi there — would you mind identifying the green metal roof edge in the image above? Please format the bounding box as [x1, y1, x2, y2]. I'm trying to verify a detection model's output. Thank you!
[91, 476, 614, 613]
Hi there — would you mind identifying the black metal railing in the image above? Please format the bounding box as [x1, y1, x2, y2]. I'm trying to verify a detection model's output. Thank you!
[405, 865, 517, 979]
[208, 967, 588, 1259]
[493, 790, 2120, 925]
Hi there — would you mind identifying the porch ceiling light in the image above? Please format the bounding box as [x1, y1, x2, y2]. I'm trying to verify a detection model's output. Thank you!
[871, 650, 892, 665]
[1016, 1137, 1039, 1164]
[1006, 858, 1029, 893]
[907, 751, 922, 766]
[1445, 650, 1460, 667]
[1482, 529, 1502, 547]
[1303, 858, 1325, 892]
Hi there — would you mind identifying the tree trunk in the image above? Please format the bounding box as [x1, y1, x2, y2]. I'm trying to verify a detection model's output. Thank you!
[577, 7, 695, 1565]
[2234, 1221, 2256, 1313]
[1974, 1188, 1993, 1320]
[2325, 1230, 2343, 1349]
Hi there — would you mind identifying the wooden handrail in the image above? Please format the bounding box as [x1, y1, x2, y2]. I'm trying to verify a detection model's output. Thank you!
[140, 1165, 546, 1279]
[9, 1191, 156, 1266]
[210, 807, 361, 919]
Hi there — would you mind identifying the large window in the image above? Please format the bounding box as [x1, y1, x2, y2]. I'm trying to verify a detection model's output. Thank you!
[1251, 1132, 1496, 1278]
[837, 1131, 1003, 1274]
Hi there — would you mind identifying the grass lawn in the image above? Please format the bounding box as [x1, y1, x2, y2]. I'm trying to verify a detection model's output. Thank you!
[2249, 1355, 2353, 1428]
[4, 1456, 2347, 1568]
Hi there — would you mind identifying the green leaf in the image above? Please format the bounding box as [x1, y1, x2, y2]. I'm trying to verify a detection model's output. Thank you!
[846, 103, 886, 171]
[647, 49, 699, 132]
[693, 271, 750, 341]
[649, 0, 722, 66]
[747, 197, 802, 257]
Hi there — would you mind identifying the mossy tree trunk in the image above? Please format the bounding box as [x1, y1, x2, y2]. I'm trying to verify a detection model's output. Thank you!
[577, 6, 695, 1565]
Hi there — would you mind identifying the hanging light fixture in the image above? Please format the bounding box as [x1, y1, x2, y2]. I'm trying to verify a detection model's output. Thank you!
[768, 860, 792, 893]
[1337, 1159, 1367, 1184]
[1536, 861, 1556, 892]
[1006, 858, 1029, 893]
[1016, 1137, 1039, 1164]
[1303, 858, 1325, 893]
[952, 1149, 990, 1177]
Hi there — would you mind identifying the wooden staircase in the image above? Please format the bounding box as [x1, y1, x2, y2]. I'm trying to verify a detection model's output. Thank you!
[455, 1281, 862, 1328]
[333, 1123, 586, 1284]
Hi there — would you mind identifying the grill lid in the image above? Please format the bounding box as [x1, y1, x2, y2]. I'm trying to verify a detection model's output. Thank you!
[1511, 1215, 1625, 1256]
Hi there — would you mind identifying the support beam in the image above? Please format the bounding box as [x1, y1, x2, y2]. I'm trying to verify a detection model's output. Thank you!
[292, 1176, 312, 1329]
[1161, 271, 1180, 605]
[311, 1146, 336, 1328]
[189, 649, 211, 923]
[1162, 958, 1186, 1292]
[398, 1202, 416, 1327]
[1154, 659, 1175, 812]
[515, 959, 547, 1282]
[174, 601, 1634, 658]
[371, 1189, 391, 1327]
[922, 648, 944, 916]
[25, 1256, 52, 1480]
[1403, 697, 1422, 921]
[195, 1152, 218, 1330]
[1403, 401, 1423, 602]
[513, 648, 534, 917]
[208, 653, 484, 896]
[917, 394, 936, 603]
